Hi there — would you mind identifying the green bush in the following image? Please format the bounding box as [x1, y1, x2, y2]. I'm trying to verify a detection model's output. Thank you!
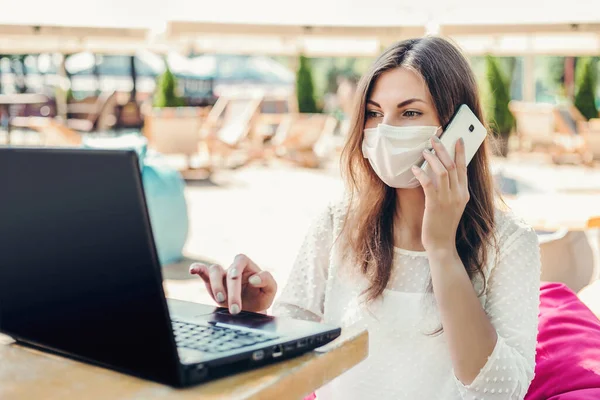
[574, 57, 598, 120]
[485, 55, 514, 156]
[296, 55, 318, 113]
[154, 63, 184, 108]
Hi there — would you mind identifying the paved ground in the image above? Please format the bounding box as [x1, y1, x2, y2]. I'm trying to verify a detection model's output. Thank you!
[162, 162, 345, 305]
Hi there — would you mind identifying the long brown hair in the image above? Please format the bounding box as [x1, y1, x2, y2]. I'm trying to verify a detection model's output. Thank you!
[341, 36, 497, 302]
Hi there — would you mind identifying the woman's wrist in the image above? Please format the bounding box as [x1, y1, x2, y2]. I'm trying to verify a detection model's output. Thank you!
[426, 244, 460, 264]
[427, 245, 469, 284]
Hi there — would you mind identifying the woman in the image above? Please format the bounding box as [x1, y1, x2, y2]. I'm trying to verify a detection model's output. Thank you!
[190, 36, 541, 399]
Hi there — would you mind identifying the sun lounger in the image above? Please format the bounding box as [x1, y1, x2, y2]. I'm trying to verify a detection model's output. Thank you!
[202, 95, 264, 168]
[267, 113, 338, 168]
[509, 101, 592, 164]
[537, 228, 595, 293]
[66, 91, 118, 133]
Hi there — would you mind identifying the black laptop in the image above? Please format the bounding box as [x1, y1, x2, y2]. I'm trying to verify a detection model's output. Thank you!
[0, 147, 340, 387]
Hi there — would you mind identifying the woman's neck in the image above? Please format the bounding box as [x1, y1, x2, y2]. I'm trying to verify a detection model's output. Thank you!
[393, 188, 426, 251]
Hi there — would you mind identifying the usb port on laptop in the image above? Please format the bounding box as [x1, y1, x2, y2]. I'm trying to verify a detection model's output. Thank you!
[283, 343, 296, 352]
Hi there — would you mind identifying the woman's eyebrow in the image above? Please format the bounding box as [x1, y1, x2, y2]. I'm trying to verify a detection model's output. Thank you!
[397, 98, 426, 108]
[366, 98, 426, 108]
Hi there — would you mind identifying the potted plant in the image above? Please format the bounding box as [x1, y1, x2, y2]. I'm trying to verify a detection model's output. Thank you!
[153, 64, 185, 109]
[296, 55, 319, 113]
[485, 55, 514, 157]
[143, 62, 210, 170]
[574, 57, 598, 120]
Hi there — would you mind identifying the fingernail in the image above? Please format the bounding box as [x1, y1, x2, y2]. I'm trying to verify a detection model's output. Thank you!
[229, 268, 238, 278]
[423, 149, 431, 155]
[433, 136, 441, 143]
[249, 275, 262, 286]
[230, 304, 240, 315]
[216, 292, 225, 303]
[189, 266, 197, 274]
[459, 137, 464, 145]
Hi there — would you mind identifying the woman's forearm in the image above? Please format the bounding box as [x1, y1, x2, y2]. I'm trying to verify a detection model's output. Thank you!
[428, 247, 498, 385]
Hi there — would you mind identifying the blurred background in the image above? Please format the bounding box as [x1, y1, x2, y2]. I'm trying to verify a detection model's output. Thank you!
[1, 0, 600, 311]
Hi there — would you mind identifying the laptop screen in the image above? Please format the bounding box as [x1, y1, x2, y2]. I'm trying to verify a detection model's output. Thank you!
[0, 148, 181, 385]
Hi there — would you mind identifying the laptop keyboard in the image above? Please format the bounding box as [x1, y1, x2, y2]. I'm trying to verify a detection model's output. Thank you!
[172, 320, 278, 353]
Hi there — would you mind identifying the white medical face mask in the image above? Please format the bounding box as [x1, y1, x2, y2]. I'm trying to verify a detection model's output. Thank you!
[362, 124, 441, 188]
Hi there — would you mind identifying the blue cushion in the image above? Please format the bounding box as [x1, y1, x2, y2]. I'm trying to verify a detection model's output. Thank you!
[141, 161, 189, 265]
[82, 135, 188, 265]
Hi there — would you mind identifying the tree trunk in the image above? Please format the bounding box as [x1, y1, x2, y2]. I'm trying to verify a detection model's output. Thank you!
[130, 55, 137, 102]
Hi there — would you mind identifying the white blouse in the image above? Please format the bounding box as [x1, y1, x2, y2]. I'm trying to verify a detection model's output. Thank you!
[273, 200, 541, 400]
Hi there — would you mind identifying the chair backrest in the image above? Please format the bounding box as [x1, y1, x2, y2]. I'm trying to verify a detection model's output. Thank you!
[94, 91, 119, 131]
[509, 101, 556, 145]
[273, 114, 337, 150]
[260, 94, 297, 114]
[554, 106, 579, 134]
[216, 97, 262, 146]
[585, 119, 600, 160]
[556, 106, 600, 159]
[537, 229, 595, 293]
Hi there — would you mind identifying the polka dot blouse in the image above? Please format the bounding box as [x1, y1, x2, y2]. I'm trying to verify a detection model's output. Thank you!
[273, 200, 541, 400]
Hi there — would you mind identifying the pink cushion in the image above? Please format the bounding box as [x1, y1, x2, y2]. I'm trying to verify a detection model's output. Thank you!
[525, 282, 600, 399]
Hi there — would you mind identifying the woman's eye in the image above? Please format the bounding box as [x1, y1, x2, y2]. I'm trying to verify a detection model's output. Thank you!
[403, 110, 422, 118]
[366, 110, 383, 119]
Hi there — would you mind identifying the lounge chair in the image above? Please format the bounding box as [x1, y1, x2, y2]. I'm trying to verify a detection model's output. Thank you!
[537, 227, 596, 293]
[266, 113, 338, 168]
[554, 104, 600, 162]
[10, 116, 82, 147]
[66, 91, 118, 133]
[202, 95, 264, 168]
[589, 119, 600, 160]
[509, 101, 591, 164]
[254, 94, 298, 141]
[509, 101, 557, 150]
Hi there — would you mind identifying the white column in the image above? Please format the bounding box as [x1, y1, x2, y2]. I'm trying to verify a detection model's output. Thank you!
[523, 53, 536, 102]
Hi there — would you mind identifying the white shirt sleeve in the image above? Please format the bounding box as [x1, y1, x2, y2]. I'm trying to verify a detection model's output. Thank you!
[454, 221, 541, 399]
[271, 205, 334, 323]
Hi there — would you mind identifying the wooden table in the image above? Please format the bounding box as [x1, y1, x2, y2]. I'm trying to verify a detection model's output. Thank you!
[0, 316, 368, 400]
[0, 94, 48, 145]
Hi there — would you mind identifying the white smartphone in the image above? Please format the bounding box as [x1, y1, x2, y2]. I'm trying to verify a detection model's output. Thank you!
[421, 104, 487, 174]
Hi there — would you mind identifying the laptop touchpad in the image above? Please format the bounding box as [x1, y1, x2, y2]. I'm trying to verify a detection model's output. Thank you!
[209, 309, 276, 330]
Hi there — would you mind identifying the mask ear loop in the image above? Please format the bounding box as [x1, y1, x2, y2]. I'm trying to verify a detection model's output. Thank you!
[425, 126, 443, 151]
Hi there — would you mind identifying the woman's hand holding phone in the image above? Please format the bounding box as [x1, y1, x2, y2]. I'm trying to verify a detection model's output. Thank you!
[411, 136, 469, 255]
